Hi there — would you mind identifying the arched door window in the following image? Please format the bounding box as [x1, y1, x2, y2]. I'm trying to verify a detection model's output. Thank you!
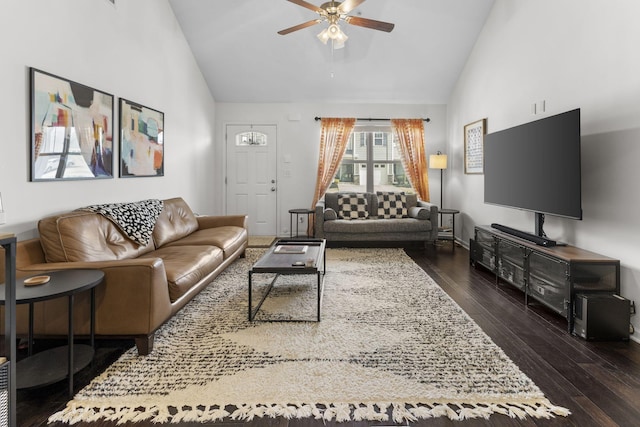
[235, 131, 267, 146]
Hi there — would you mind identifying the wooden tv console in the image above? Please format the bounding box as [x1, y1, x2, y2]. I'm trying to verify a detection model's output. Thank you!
[470, 225, 620, 333]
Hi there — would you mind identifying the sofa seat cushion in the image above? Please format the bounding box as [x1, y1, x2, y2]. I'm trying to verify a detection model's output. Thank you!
[163, 226, 247, 259]
[140, 245, 223, 302]
[323, 218, 432, 234]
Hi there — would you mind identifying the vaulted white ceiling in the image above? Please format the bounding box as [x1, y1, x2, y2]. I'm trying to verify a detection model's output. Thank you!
[168, 0, 495, 104]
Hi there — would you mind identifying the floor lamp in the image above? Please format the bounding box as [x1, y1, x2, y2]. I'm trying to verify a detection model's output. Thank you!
[429, 151, 447, 225]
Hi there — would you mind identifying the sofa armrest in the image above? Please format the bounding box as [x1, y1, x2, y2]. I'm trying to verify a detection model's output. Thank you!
[18, 258, 172, 335]
[417, 201, 439, 241]
[314, 200, 326, 239]
[196, 214, 248, 230]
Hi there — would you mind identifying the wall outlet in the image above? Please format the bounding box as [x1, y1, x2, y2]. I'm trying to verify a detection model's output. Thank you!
[299, 217, 304, 224]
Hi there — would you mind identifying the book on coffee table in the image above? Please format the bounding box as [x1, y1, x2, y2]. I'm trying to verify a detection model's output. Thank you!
[274, 245, 308, 254]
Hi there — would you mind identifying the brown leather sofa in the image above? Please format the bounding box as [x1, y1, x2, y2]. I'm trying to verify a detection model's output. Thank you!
[0, 197, 248, 355]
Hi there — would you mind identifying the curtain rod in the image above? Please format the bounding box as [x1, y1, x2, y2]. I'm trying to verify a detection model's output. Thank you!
[314, 117, 430, 123]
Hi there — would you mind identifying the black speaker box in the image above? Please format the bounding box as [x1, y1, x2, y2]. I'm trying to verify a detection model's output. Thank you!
[573, 293, 630, 341]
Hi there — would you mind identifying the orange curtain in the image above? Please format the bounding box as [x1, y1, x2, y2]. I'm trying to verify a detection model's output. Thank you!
[391, 119, 430, 202]
[309, 117, 356, 233]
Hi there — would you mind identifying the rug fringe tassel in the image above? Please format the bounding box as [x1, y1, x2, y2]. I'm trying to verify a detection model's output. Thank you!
[353, 403, 388, 422]
[48, 400, 570, 424]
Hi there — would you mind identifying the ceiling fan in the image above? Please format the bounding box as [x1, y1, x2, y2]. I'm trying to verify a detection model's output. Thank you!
[278, 0, 395, 48]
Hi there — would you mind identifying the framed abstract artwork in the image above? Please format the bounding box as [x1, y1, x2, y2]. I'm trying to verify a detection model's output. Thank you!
[119, 98, 164, 177]
[30, 68, 114, 181]
[464, 118, 487, 174]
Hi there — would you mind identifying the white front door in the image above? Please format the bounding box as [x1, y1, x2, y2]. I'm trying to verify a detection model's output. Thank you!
[226, 124, 277, 236]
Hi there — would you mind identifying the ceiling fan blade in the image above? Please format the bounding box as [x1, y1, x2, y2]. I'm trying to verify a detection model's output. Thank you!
[338, 0, 366, 14]
[277, 19, 322, 35]
[345, 16, 395, 32]
[286, 0, 325, 14]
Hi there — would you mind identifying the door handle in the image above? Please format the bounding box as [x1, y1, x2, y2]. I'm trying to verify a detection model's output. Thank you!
[271, 179, 276, 184]
[271, 187, 276, 192]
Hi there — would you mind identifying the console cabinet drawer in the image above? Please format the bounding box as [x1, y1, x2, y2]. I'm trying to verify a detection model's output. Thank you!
[528, 252, 568, 288]
[529, 276, 567, 315]
[475, 228, 495, 249]
[572, 263, 618, 292]
[498, 240, 526, 290]
[469, 239, 496, 271]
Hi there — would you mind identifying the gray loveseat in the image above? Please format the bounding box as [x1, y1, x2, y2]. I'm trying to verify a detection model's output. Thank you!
[314, 191, 438, 245]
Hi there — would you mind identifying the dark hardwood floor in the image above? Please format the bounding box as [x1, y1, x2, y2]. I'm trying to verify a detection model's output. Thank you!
[15, 242, 640, 427]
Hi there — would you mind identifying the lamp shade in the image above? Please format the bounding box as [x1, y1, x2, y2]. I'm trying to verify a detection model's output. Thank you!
[429, 152, 448, 169]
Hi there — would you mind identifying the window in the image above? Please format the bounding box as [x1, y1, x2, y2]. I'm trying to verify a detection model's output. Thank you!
[345, 138, 354, 155]
[235, 131, 267, 146]
[374, 132, 385, 146]
[328, 125, 413, 194]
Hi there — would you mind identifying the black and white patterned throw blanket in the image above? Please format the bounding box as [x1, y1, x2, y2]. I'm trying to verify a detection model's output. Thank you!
[77, 199, 164, 246]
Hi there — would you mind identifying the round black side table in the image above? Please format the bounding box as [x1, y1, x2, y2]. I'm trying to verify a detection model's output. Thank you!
[0, 269, 104, 397]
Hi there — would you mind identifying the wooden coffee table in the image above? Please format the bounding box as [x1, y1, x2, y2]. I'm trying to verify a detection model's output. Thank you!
[248, 239, 326, 321]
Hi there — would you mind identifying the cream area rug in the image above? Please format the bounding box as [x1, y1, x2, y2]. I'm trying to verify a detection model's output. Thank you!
[50, 248, 570, 424]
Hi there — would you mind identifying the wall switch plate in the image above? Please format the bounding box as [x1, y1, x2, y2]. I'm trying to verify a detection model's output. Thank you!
[0, 211, 6, 225]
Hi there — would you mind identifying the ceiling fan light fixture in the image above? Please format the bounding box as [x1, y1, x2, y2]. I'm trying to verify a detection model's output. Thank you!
[317, 27, 330, 44]
[280, 0, 394, 49]
[332, 38, 346, 49]
[332, 27, 348, 49]
[327, 23, 340, 38]
[334, 27, 348, 41]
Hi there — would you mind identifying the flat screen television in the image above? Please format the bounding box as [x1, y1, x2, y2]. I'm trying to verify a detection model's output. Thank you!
[484, 109, 582, 245]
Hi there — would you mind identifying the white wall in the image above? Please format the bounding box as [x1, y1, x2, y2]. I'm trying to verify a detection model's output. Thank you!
[215, 103, 447, 236]
[448, 0, 640, 339]
[0, 0, 217, 240]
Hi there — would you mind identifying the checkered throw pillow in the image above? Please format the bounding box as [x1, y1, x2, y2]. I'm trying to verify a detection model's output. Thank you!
[377, 192, 408, 219]
[337, 193, 369, 219]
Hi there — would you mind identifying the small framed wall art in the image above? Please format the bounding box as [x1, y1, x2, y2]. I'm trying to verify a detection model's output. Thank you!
[119, 98, 164, 177]
[30, 68, 114, 181]
[464, 118, 487, 174]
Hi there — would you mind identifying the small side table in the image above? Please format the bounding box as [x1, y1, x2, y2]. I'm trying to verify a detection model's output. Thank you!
[0, 269, 104, 397]
[288, 208, 314, 238]
[438, 208, 460, 249]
